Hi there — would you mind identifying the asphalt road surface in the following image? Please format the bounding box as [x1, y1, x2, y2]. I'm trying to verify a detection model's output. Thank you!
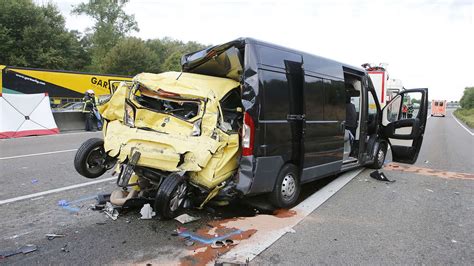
[0, 109, 472, 265]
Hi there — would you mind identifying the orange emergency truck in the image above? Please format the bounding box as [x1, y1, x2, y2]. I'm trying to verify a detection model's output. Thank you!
[431, 100, 446, 117]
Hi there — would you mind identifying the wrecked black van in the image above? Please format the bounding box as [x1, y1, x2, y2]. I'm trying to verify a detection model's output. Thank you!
[181, 38, 428, 206]
[74, 38, 428, 218]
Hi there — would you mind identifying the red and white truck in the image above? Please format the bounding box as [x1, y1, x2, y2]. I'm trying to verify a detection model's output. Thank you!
[362, 63, 404, 108]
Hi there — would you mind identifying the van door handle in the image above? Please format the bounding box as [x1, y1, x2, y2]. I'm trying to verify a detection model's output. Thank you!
[340, 121, 345, 132]
[287, 114, 305, 121]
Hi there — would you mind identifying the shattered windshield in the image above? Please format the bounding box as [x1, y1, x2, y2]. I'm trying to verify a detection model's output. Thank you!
[132, 84, 200, 120]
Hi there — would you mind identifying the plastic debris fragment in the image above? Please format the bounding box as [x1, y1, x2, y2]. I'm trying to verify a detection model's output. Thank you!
[370, 170, 395, 182]
[174, 213, 201, 224]
[104, 202, 119, 220]
[139, 203, 156, 219]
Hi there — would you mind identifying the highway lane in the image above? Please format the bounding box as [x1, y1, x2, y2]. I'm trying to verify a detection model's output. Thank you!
[0, 132, 104, 200]
[414, 109, 473, 173]
[253, 109, 473, 264]
[1, 109, 472, 264]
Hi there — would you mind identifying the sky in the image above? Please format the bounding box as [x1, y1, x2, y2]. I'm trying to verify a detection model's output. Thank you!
[36, 0, 473, 101]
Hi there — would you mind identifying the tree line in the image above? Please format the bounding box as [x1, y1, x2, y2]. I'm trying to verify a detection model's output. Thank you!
[0, 0, 207, 76]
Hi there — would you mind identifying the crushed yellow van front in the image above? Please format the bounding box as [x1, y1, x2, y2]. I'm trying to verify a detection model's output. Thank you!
[99, 72, 241, 190]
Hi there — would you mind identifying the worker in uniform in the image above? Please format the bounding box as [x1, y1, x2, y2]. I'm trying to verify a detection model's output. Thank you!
[407, 103, 414, 118]
[82, 89, 96, 131]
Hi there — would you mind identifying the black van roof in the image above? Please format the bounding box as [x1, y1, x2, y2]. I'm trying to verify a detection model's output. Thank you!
[245, 37, 364, 69]
[182, 37, 366, 80]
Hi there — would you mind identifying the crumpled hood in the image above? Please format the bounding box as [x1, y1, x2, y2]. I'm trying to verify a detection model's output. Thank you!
[105, 120, 223, 172]
[134, 72, 240, 100]
[104, 120, 240, 189]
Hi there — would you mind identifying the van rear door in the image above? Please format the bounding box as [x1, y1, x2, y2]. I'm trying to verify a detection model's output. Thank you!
[181, 40, 244, 81]
[380, 88, 428, 164]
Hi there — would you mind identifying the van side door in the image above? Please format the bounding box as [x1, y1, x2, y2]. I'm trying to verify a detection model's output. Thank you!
[381, 88, 429, 163]
[301, 76, 345, 182]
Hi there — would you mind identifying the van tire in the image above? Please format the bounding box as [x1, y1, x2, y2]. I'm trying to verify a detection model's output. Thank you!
[74, 138, 107, 178]
[155, 174, 187, 220]
[368, 142, 387, 169]
[269, 164, 301, 209]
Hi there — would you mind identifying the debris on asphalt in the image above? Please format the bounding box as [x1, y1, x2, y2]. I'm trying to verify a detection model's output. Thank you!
[58, 200, 69, 206]
[224, 239, 239, 246]
[210, 239, 239, 249]
[140, 203, 156, 219]
[31, 179, 38, 184]
[96, 193, 111, 205]
[370, 170, 395, 182]
[174, 213, 201, 224]
[88, 204, 105, 211]
[172, 227, 188, 236]
[46, 234, 65, 240]
[104, 202, 119, 220]
[96, 222, 106, 225]
[184, 240, 195, 247]
[451, 239, 457, 243]
[0, 244, 37, 259]
[424, 160, 429, 164]
[425, 189, 434, 193]
[61, 244, 70, 253]
[211, 240, 226, 249]
[454, 192, 460, 195]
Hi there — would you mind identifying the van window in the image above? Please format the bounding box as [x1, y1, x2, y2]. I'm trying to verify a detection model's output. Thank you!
[387, 95, 402, 122]
[368, 91, 377, 114]
[323, 79, 345, 121]
[304, 75, 324, 120]
[439, 102, 444, 106]
[435, 102, 439, 106]
[260, 70, 289, 120]
[258, 45, 301, 69]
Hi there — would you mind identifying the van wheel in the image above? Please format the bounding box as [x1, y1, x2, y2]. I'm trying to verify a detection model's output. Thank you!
[368, 143, 387, 169]
[74, 138, 107, 178]
[269, 164, 301, 208]
[155, 174, 187, 220]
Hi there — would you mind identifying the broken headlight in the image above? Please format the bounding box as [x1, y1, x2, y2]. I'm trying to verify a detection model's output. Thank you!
[124, 102, 135, 127]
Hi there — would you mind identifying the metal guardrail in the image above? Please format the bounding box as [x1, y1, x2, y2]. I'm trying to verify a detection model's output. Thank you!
[53, 111, 86, 131]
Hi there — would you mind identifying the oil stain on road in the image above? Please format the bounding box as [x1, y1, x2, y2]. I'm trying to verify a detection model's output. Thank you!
[384, 163, 474, 180]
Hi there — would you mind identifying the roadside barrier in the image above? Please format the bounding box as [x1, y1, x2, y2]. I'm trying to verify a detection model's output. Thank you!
[53, 111, 86, 131]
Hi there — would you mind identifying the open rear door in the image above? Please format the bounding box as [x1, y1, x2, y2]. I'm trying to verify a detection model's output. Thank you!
[181, 39, 244, 81]
[381, 88, 428, 164]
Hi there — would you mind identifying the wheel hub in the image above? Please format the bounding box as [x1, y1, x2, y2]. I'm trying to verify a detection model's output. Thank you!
[378, 148, 385, 164]
[169, 183, 187, 212]
[281, 174, 296, 199]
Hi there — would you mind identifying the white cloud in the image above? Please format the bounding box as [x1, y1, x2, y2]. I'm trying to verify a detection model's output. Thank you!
[38, 0, 473, 100]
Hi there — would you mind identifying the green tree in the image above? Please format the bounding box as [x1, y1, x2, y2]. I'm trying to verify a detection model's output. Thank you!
[0, 0, 89, 70]
[460, 87, 474, 109]
[101, 37, 159, 75]
[146, 38, 207, 72]
[72, 0, 139, 72]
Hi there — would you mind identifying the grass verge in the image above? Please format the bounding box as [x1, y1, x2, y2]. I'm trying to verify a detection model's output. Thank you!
[453, 108, 474, 128]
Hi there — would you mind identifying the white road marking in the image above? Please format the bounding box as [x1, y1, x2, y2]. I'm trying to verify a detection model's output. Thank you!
[0, 149, 78, 160]
[452, 113, 474, 136]
[0, 177, 116, 205]
[217, 168, 364, 264]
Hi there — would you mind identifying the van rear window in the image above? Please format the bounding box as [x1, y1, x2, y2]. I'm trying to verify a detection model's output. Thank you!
[435, 102, 439, 106]
[132, 85, 200, 120]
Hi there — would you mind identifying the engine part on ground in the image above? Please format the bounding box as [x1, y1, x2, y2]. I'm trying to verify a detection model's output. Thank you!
[110, 189, 138, 206]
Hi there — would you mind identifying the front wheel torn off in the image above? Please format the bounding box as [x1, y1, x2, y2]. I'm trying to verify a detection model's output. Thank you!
[74, 138, 108, 178]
